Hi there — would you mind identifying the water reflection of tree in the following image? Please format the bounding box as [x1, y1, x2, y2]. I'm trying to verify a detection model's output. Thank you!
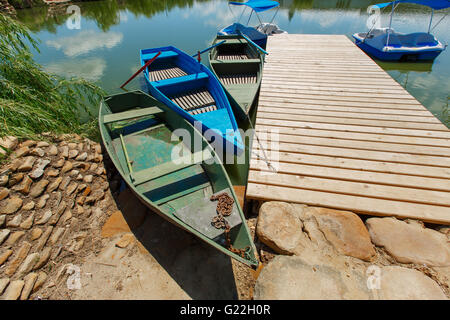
[279, 0, 386, 21]
[16, 0, 212, 32]
[16, 5, 67, 33]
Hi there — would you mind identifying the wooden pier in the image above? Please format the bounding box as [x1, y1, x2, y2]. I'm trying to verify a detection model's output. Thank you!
[246, 34, 450, 225]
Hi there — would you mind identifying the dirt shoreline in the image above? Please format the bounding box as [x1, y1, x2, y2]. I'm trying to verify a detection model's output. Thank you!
[1, 134, 449, 300]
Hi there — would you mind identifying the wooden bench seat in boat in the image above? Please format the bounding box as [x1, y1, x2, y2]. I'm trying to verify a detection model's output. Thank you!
[148, 64, 187, 82]
[210, 58, 261, 64]
[170, 88, 218, 115]
[131, 150, 213, 186]
[152, 72, 209, 87]
[140, 171, 211, 206]
[103, 107, 163, 124]
[219, 73, 258, 84]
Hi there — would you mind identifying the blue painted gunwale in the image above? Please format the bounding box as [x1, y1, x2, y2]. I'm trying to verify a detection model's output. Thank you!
[140, 46, 244, 155]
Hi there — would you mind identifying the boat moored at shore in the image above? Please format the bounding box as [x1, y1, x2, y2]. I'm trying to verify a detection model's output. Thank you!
[140, 46, 245, 156]
[99, 90, 258, 266]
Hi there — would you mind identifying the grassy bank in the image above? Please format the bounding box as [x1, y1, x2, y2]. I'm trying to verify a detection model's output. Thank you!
[0, 13, 104, 145]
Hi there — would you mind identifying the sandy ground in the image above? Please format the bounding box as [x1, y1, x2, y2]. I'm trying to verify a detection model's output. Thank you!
[51, 188, 257, 300]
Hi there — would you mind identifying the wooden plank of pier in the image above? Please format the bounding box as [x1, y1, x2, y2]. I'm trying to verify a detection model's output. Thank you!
[246, 34, 450, 225]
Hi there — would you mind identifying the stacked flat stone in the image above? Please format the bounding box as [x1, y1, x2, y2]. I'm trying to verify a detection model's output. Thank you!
[0, 134, 117, 300]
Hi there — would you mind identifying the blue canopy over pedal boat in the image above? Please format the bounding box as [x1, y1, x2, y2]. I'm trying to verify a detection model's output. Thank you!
[353, 0, 449, 61]
[218, 0, 286, 49]
[140, 46, 244, 155]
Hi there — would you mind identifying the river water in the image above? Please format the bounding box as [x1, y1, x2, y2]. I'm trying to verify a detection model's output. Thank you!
[16, 0, 449, 125]
[15, 0, 450, 184]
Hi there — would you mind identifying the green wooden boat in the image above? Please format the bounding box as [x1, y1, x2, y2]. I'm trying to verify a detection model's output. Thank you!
[99, 90, 258, 267]
[209, 34, 264, 120]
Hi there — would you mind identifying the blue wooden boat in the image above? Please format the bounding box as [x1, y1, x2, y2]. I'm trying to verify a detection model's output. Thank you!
[353, 0, 449, 61]
[140, 46, 244, 156]
[219, 0, 286, 50]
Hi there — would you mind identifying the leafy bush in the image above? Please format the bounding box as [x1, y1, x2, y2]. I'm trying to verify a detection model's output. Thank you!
[0, 13, 104, 140]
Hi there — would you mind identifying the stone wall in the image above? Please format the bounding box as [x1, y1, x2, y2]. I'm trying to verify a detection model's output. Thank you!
[2, 134, 449, 300]
[0, 134, 120, 300]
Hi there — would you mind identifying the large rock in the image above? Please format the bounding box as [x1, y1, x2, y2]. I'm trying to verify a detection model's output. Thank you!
[6, 213, 22, 227]
[12, 175, 32, 194]
[22, 201, 35, 211]
[36, 142, 49, 148]
[30, 148, 45, 157]
[0, 196, 23, 214]
[49, 227, 65, 245]
[20, 213, 34, 230]
[378, 266, 447, 300]
[0, 136, 18, 150]
[0, 280, 24, 300]
[59, 176, 71, 191]
[366, 217, 450, 266]
[32, 272, 47, 293]
[0, 250, 13, 266]
[306, 207, 375, 261]
[0, 175, 8, 187]
[47, 177, 62, 192]
[35, 210, 52, 225]
[0, 229, 11, 245]
[33, 247, 51, 270]
[4, 231, 24, 246]
[0, 188, 9, 201]
[35, 227, 53, 251]
[47, 145, 58, 156]
[17, 156, 36, 172]
[254, 255, 372, 300]
[20, 273, 38, 300]
[30, 228, 43, 241]
[17, 253, 40, 277]
[36, 194, 50, 209]
[29, 179, 49, 198]
[61, 161, 73, 174]
[0, 278, 10, 295]
[30, 159, 50, 180]
[11, 146, 29, 159]
[7, 172, 23, 187]
[4, 242, 32, 277]
[256, 202, 304, 255]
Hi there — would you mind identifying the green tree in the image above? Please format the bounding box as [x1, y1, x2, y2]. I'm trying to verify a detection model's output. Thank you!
[0, 13, 104, 141]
